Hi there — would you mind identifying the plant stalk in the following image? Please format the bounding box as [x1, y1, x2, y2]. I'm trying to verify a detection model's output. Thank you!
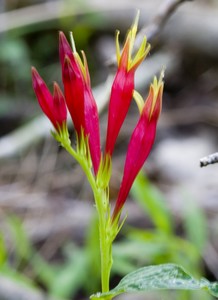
[61, 138, 113, 297]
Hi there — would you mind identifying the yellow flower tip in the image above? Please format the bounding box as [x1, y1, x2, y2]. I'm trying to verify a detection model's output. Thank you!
[127, 12, 140, 70]
[74, 51, 90, 85]
[69, 31, 91, 85]
[149, 69, 165, 120]
[152, 68, 165, 94]
[130, 37, 150, 71]
[116, 10, 150, 71]
[133, 90, 144, 114]
[115, 30, 121, 65]
[81, 50, 91, 86]
[131, 10, 140, 38]
[115, 11, 140, 69]
[69, 31, 76, 53]
[153, 76, 158, 90]
[120, 13, 150, 71]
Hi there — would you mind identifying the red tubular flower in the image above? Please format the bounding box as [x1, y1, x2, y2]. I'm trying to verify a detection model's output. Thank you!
[63, 56, 85, 136]
[112, 72, 164, 221]
[59, 32, 101, 174]
[105, 13, 150, 156]
[59, 32, 82, 83]
[31, 67, 67, 133]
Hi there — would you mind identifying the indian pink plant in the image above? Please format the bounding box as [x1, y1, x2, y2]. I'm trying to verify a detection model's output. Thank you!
[32, 12, 166, 300]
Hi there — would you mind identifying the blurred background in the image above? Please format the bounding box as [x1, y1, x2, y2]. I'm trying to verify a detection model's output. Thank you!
[0, 0, 218, 299]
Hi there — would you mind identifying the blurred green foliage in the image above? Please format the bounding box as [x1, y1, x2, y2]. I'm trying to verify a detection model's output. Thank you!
[0, 173, 212, 300]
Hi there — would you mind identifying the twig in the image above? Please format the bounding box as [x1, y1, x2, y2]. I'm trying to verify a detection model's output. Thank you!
[200, 152, 218, 167]
[107, 0, 193, 66]
[136, 0, 194, 44]
[0, 0, 190, 34]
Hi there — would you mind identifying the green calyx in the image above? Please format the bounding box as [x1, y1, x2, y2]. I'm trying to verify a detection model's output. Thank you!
[96, 154, 112, 190]
[52, 121, 70, 145]
[76, 129, 92, 170]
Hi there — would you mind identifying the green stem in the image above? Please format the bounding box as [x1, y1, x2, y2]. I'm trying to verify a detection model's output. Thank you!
[95, 190, 112, 294]
[61, 138, 113, 295]
[62, 139, 96, 191]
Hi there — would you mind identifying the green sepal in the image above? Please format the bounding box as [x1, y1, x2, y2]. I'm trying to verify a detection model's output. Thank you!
[76, 128, 92, 169]
[96, 154, 112, 189]
[91, 263, 218, 299]
[108, 213, 127, 245]
[51, 121, 71, 146]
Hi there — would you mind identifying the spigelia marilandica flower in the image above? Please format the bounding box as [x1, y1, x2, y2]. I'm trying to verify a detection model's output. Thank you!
[112, 71, 164, 221]
[32, 16, 165, 295]
[59, 32, 101, 174]
[32, 67, 67, 136]
[59, 32, 85, 135]
[105, 12, 150, 156]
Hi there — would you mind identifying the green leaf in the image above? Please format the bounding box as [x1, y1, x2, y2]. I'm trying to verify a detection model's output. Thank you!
[7, 215, 32, 263]
[30, 253, 58, 288]
[91, 264, 218, 299]
[0, 234, 7, 266]
[113, 229, 200, 272]
[50, 244, 88, 298]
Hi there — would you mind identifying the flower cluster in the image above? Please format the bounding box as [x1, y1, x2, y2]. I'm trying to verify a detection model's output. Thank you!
[32, 14, 164, 222]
